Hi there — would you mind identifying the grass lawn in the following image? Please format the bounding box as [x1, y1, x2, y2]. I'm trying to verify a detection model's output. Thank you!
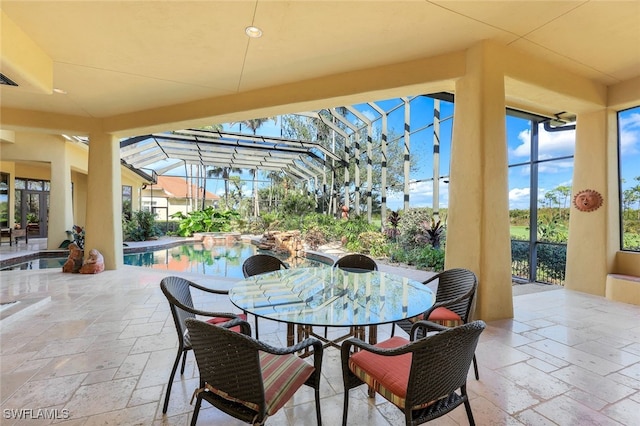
[510, 225, 529, 240]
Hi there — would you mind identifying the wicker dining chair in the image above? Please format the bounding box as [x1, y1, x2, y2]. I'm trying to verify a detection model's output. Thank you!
[186, 317, 324, 426]
[322, 253, 379, 339]
[391, 268, 480, 379]
[341, 320, 486, 426]
[333, 253, 378, 273]
[160, 276, 246, 414]
[242, 254, 289, 339]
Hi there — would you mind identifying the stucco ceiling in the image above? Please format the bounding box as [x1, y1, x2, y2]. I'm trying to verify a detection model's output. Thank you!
[1, 1, 639, 135]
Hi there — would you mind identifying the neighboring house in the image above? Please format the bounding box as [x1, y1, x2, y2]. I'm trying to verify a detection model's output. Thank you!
[141, 176, 220, 220]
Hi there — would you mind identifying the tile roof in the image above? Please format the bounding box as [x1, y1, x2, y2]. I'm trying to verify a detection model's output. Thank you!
[148, 176, 219, 200]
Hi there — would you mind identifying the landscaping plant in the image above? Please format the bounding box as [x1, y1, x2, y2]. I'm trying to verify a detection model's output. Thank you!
[171, 207, 240, 236]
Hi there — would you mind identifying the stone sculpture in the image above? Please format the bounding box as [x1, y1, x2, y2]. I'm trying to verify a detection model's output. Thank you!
[80, 249, 105, 274]
[62, 243, 84, 273]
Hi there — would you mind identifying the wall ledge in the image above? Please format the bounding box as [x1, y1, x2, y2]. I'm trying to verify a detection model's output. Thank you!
[605, 274, 640, 305]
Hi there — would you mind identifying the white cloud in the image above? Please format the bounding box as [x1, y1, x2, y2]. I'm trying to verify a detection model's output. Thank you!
[620, 112, 640, 155]
[538, 159, 574, 174]
[508, 187, 530, 209]
[510, 125, 576, 160]
[510, 129, 531, 158]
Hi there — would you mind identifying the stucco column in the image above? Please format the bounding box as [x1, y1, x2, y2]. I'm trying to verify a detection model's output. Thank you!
[446, 42, 513, 321]
[47, 150, 74, 249]
[85, 132, 123, 269]
[565, 109, 613, 295]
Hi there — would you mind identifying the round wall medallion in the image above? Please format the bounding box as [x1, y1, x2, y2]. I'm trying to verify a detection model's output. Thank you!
[573, 189, 603, 212]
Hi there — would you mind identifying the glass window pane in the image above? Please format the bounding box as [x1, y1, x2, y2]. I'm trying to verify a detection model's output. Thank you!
[0, 194, 8, 228]
[507, 115, 531, 164]
[14, 190, 21, 224]
[537, 123, 576, 160]
[27, 180, 43, 191]
[0, 173, 8, 192]
[536, 160, 572, 243]
[536, 243, 567, 284]
[122, 185, 133, 220]
[619, 106, 640, 251]
[508, 165, 531, 240]
[15, 179, 25, 190]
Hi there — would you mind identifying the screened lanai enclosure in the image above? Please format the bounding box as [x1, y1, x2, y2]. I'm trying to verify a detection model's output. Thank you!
[115, 93, 588, 286]
[120, 94, 456, 226]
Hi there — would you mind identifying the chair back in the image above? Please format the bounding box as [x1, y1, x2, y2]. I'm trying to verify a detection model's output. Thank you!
[242, 254, 288, 278]
[185, 318, 265, 414]
[432, 268, 477, 322]
[407, 320, 485, 409]
[333, 254, 378, 273]
[161, 276, 197, 342]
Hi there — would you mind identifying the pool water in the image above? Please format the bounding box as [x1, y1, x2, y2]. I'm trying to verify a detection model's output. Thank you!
[1, 242, 327, 279]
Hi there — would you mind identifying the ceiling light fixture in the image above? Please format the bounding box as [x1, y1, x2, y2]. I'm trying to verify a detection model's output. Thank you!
[53, 88, 67, 94]
[245, 26, 263, 38]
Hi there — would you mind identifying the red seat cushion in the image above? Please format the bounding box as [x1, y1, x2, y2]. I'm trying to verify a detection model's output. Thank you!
[348, 336, 418, 409]
[427, 307, 462, 327]
[408, 307, 462, 327]
[205, 313, 247, 332]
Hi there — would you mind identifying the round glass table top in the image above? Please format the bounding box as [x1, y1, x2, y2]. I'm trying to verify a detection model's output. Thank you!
[229, 267, 435, 327]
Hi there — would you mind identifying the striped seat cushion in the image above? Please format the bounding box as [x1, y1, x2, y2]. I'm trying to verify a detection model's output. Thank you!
[205, 351, 315, 415]
[408, 306, 462, 327]
[348, 336, 434, 410]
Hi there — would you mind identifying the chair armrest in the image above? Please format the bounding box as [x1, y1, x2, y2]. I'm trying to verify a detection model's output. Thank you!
[216, 317, 252, 336]
[187, 280, 229, 295]
[172, 297, 240, 320]
[256, 337, 323, 357]
[421, 274, 440, 286]
[165, 287, 238, 319]
[410, 320, 449, 340]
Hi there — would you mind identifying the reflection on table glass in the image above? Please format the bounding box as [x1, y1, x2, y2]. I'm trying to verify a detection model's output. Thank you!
[229, 267, 435, 328]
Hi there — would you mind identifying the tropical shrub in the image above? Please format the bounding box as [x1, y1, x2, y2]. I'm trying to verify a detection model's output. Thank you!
[385, 210, 401, 242]
[389, 245, 445, 271]
[537, 213, 568, 243]
[415, 217, 445, 249]
[280, 193, 317, 216]
[124, 210, 162, 241]
[413, 246, 445, 271]
[358, 231, 390, 257]
[536, 243, 567, 284]
[336, 215, 379, 247]
[396, 208, 433, 248]
[59, 225, 85, 249]
[170, 207, 240, 236]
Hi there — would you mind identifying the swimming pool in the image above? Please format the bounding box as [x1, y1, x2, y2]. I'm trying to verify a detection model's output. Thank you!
[1, 242, 329, 279]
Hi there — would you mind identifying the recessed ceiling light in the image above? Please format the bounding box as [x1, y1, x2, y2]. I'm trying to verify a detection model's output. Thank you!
[245, 26, 263, 38]
[53, 88, 67, 94]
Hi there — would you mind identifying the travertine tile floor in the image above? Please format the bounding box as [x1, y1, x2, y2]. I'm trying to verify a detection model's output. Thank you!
[1, 247, 639, 425]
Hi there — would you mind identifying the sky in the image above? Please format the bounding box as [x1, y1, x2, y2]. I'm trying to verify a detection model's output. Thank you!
[163, 99, 640, 213]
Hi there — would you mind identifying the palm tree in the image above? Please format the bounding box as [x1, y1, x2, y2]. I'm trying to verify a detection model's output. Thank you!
[236, 118, 278, 217]
[208, 167, 241, 209]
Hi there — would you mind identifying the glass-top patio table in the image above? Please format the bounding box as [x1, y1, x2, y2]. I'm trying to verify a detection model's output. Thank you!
[229, 267, 435, 351]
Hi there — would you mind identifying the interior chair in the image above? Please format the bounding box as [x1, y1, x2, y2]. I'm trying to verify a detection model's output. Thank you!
[242, 253, 289, 339]
[160, 276, 247, 414]
[341, 320, 486, 426]
[186, 317, 324, 426]
[391, 268, 480, 379]
[333, 253, 378, 273]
